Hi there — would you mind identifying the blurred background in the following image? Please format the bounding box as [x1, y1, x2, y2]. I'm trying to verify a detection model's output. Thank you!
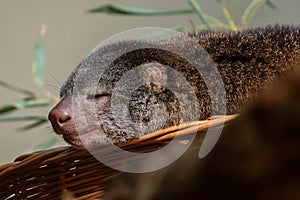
[1, 0, 300, 164]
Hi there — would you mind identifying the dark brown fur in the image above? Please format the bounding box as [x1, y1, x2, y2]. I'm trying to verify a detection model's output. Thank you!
[49, 25, 300, 148]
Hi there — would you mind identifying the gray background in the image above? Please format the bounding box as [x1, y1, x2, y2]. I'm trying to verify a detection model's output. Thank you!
[1, 0, 300, 164]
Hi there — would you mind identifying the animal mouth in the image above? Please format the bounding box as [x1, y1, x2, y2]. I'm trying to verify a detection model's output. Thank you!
[63, 133, 85, 149]
[62, 128, 102, 149]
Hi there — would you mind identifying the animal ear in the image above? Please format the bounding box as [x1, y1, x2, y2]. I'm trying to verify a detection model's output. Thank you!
[140, 62, 167, 86]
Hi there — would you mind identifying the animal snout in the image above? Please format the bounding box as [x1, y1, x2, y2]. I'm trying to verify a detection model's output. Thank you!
[48, 95, 74, 134]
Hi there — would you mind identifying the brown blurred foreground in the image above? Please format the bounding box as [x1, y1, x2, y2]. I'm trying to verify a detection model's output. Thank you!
[104, 70, 300, 200]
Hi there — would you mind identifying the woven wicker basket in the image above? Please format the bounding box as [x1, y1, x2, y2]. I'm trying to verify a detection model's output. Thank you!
[0, 115, 236, 199]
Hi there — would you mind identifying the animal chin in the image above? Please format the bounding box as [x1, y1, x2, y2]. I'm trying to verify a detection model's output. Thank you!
[62, 129, 105, 149]
[63, 134, 85, 149]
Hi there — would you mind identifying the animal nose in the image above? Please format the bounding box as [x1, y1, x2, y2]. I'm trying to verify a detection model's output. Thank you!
[48, 95, 73, 134]
[48, 108, 72, 126]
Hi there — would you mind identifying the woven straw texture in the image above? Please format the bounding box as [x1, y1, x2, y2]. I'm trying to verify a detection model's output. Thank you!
[0, 115, 236, 199]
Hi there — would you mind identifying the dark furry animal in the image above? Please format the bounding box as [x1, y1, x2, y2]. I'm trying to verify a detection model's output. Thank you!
[48, 25, 300, 148]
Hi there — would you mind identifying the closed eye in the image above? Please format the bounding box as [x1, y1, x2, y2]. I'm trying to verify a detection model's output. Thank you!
[87, 93, 110, 100]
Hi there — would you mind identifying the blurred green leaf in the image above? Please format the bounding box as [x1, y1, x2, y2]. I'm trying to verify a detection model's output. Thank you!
[189, 20, 197, 32]
[217, 0, 238, 31]
[0, 116, 45, 122]
[32, 137, 59, 151]
[32, 25, 46, 87]
[0, 80, 34, 96]
[88, 4, 194, 16]
[18, 118, 48, 131]
[205, 15, 231, 29]
[14, 98, 52, 109]
[266, 0, 278, 10]
[0, 97, 52, 116]
[241, 0, 268, 28]
[188, 0, 212, 30]
[0, 105, 17, 115]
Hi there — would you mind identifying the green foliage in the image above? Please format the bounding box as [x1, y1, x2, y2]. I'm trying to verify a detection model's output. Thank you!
[188, 0, 212, 30]
[88, 4, 194, 16]
[32, 27, 46, 87]
[0, 105, 17, 115]
[0, 25, 54, 136]
[30, 137, 59, 151]
[87, 0, 277, 31]
[241, 0, 278, 28]
[216, 0, 238, 31]
[0, 80, 34, 97]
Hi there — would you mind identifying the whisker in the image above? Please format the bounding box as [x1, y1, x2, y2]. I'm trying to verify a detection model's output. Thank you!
[44, 84, 60, 93]
[41, 126, 53, 135]
[48, 72, 62, 87]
